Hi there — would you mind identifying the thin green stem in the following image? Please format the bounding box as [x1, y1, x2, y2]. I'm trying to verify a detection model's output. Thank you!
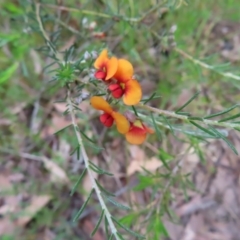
[137, 103, 240, 130]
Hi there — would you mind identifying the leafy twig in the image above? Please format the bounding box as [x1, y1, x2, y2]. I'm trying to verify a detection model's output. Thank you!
[67, 90, 120, 240]
[137, 103, 240, 130]
[175, 48, 240, 81]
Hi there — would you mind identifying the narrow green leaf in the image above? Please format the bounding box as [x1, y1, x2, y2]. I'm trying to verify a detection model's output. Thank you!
[204, 104, 239, 119]
[218, 113, 240, 122]
[188, 116, 203, 121]
[143, 92, 156, 104]
[77, 146, 81, 159]
[89, 161, 113, 176]
[176, 112, 191, 116]
[73, 189, 94, 222]
[161, 115, 174, 134]
[95, 179, 115, 197]
[0, 62, 19, 84]
[108, 234, 114, 240]
[79, 130, 96, 143]
[70, 145, 80, 156]
[116, 232, 125, 240]
[154, 217, 169, 237]
[105, 216, 110, 239]
[208, 126, 238, 155]
[91, 209, 105, 236]
[131, 106, 138, 116]
[234, 127, 240, 132]
[54, 124, 72, 135]
[175, 91, 200, 113]
[112, 216, 145, 239]
[150, 113, 162, 140]
[70, 168, 87, 196]
[104, 195, 131, 210]
[90, 165, 113, 176]
[189, 121, 216, 137]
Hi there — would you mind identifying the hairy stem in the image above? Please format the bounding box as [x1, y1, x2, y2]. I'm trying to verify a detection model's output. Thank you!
[67, 91, 120, 239]
[137, 103, 240, 130]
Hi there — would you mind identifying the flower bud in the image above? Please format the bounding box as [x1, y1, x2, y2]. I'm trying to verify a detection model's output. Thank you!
[108, 84, 124, 99]
[100, 113, 114, 127]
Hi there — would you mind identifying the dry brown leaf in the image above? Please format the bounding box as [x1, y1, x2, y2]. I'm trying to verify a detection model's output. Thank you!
[127, 146, 162, 176]
[54, 103, 67, 113]
[42, 157, 70, 185]
[16, 195, 51, 227]
[0, 219, 16, 236]
[0, 174, 12, 193]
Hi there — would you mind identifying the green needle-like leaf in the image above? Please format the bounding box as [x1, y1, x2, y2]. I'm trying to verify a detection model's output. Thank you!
[95, 179, 116, 197]
[161, 115, 174, 134]
[219, 113, 240, 122]
[91, 209, 105, 236]
[175, 91, 200, 113]
[143, 92, 156, 104]
[189, 121, 216, 137]
[108, 234, 114, 240]
[89, 161, 113, 176]
[105, 216, 110, 239]
[79, 130, 96, 143]
[70, 168, 87, 196]
[53, 124, 72, 135]
[151, 113, 162, 140]
[104, 195, 131, 211]
[208, 126, 238, 155]
[73, 189, 94, 222]
[204, 104, 239, 119]
[112, 216, 145, 239]
[117, 233, 125, 240]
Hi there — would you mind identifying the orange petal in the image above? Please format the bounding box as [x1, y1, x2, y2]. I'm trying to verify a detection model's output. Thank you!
[94, 49, 108, 69]
[105, 56, 118, 80]
[125, 131, 146, 145]
[90, 96, 113, 114]
[113, 59, 133, 82]
[111, 111, 130, 134]
[123, 79, 142, 105]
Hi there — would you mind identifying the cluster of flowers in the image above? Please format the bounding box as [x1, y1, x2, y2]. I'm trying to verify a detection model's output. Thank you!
[90, 49, 154, 145]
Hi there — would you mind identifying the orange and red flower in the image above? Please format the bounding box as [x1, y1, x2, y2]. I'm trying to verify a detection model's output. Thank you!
[108, 59, 142, 106]
[94, 50, 142, 106]
[90, 96, 129, 134]
[94, 49, 118, 81]
[125, 119, 154, 145]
